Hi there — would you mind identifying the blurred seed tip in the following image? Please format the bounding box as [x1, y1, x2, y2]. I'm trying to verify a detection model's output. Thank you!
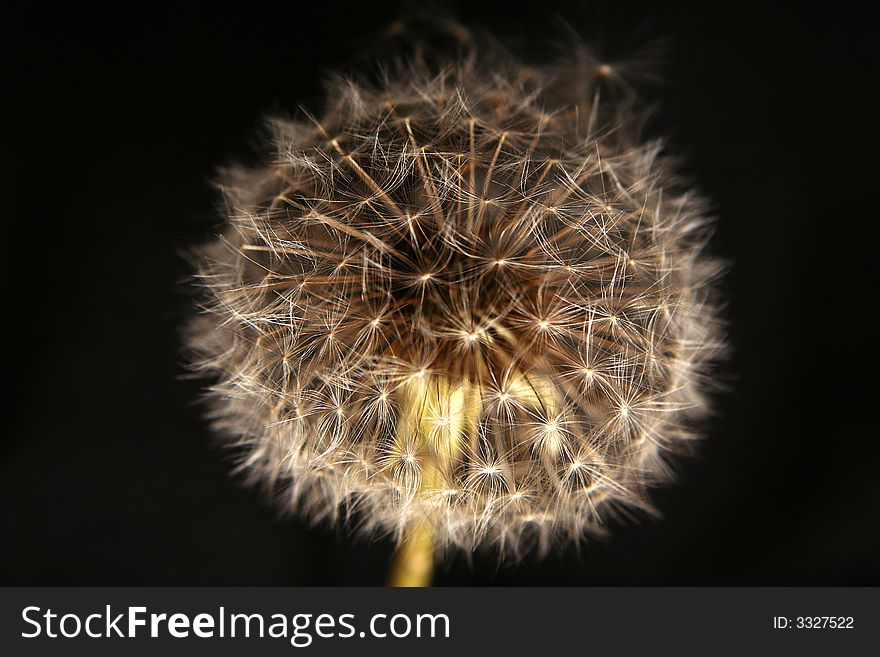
[185, 17, 726, 558]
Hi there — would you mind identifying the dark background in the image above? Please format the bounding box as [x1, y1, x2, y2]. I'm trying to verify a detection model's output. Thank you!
[2, 0, 877, 585]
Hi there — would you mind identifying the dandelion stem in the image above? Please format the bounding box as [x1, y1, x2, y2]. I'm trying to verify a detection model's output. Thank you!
[388, 521, 434, 587]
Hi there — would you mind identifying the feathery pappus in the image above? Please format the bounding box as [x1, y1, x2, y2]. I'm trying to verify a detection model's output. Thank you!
[186, 27, 724, 561]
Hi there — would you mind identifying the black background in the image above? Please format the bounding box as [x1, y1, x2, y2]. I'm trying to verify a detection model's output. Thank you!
[3, 1, 878, 585]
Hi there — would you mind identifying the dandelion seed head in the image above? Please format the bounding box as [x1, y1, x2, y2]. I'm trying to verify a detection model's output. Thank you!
[186, 25, 725, 554]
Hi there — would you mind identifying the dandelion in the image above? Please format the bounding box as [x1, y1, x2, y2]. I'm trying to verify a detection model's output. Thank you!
[186, 24, 724, 585]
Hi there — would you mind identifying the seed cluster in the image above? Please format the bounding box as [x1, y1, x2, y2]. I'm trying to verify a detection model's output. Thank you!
[188, 41, 723, 553]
